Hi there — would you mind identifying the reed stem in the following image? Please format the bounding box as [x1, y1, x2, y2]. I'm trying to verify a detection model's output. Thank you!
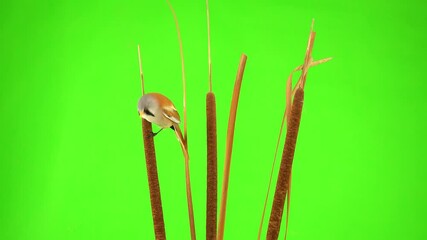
[183, 149, 196, 240]
[137, 45, 145, 95]
[206, 0, 212, 92]
[166, 0, 188, 143]
[166, 1, 195, 239]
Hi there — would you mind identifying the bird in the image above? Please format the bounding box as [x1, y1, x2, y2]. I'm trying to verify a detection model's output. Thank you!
[137, 93, 182, 138]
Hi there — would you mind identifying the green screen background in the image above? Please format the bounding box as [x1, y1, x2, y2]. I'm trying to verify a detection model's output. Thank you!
[1, 0, 426, 239]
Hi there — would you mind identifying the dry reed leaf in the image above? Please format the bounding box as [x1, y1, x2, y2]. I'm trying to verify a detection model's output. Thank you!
[217, 54, 247, 240]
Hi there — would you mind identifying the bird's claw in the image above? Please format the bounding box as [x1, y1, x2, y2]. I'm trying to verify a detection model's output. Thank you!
[146, 131, 156, 139]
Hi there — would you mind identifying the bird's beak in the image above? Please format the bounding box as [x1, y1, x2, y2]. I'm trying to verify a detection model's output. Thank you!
[138, 110, 143, 118]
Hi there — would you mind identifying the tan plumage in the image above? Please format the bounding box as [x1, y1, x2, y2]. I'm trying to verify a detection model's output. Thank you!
[138, 93, 184, 143]
[138, 93, 180, 127]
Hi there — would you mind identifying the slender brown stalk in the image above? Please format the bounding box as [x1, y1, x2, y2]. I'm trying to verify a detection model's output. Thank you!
[217, 54, 247, 240]
[184, 154, 195, 240]
[138, 46, 166, 239]
[206, 92, 217, 240]
[266, 87, 304, 240]
[176, 132, 196, 240]
[206, 0, 212, 93]
[138, 45, 145, 95]
[166, 0, 188, 143]
[174, 125, 196, 240]
[166, 1, 195, 239]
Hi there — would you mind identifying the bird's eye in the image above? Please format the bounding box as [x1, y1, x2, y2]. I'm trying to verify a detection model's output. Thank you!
[144, 108, 155, 117]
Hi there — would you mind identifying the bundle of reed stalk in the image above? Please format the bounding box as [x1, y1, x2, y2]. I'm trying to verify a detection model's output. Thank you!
[265, 20, 331, 240]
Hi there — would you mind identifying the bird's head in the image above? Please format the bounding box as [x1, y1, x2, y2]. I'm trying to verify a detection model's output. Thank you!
[137, 93, 165, 118]
[137, 94, 149, 118]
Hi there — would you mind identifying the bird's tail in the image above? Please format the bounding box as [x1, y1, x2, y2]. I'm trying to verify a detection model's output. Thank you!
[173, 123, 188, 158]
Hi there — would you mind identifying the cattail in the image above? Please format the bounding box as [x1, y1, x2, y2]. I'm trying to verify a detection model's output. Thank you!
[138, 45, 166, 239]
[206, 92, 217, 240]
[264, 20, 332, 239]
[257, 58, 331, 240]
[205, 0, 217, 238]
[267, 87, 304, 240]
[141, 119, 166, 239]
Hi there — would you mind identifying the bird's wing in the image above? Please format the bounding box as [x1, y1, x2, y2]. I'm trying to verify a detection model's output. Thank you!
[163, 108, 181, 124]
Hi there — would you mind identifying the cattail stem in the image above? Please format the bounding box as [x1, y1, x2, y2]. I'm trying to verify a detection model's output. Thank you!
[142, 119, 166, 239]
[257, 56, 332, 240]
[205, 0, 217, 238]
[217, 54, 247, 240]
[258, 102, 288, 240]
[206, 92, 217, 240]
[267, 87, 304, 240]
[138, 45, 165, 239]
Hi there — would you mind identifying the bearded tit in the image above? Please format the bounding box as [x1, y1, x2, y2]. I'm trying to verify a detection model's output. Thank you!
[137, 93, 181, 137]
